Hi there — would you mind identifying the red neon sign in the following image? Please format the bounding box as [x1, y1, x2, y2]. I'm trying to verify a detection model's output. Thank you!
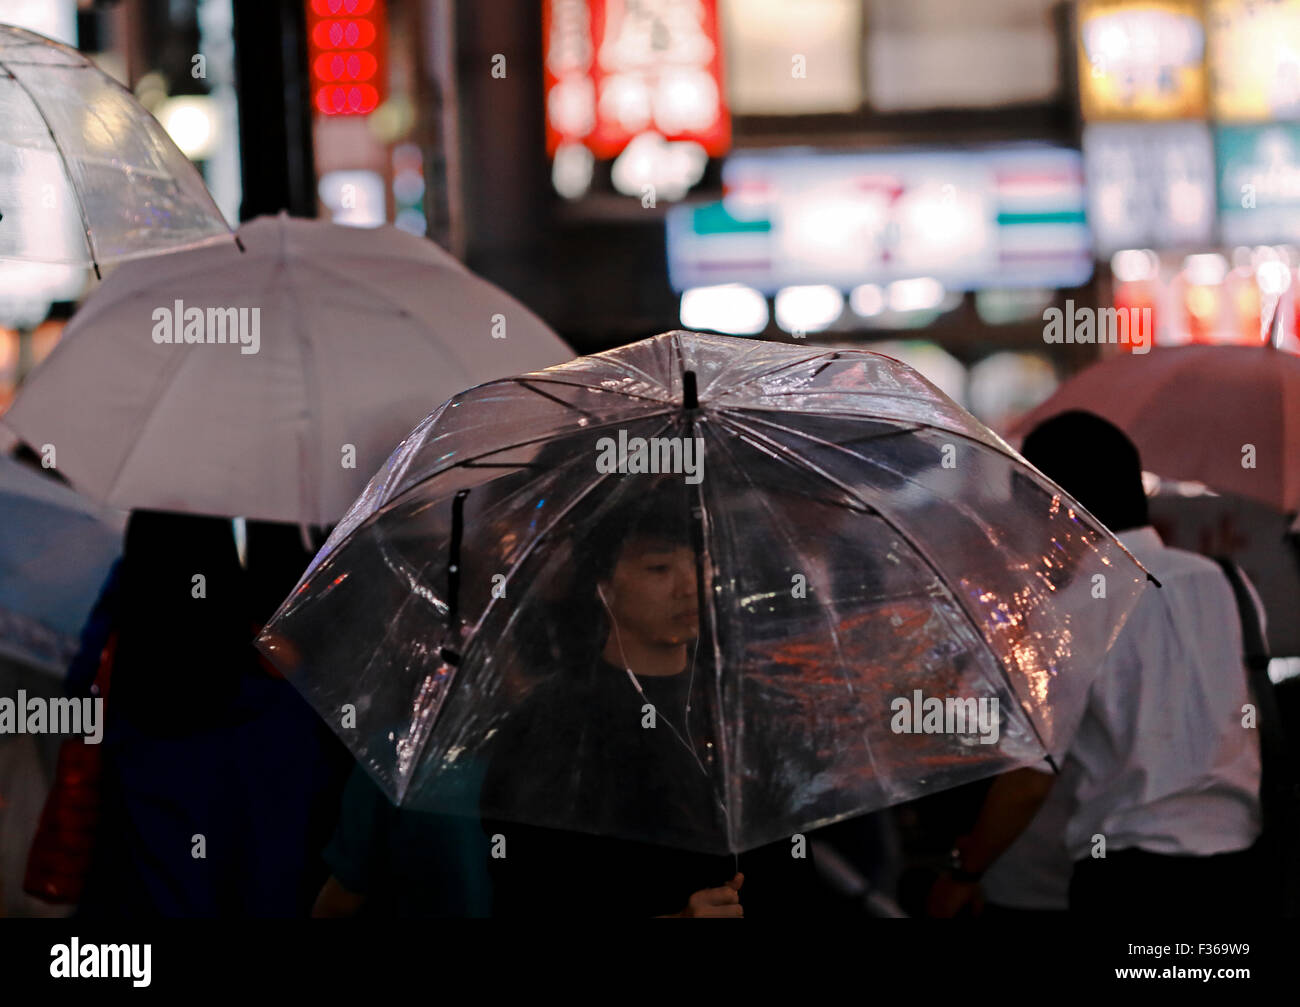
[307, 0, 386, 116]
[543, 0, 731, 160]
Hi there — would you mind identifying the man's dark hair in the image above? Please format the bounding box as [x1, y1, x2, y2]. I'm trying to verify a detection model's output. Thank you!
[513, 476, 694, 676]
[583, 476, 694, 585]
[1020, 410, 1149, 533]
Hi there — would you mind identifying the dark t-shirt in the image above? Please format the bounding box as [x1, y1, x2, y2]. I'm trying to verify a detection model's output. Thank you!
[480, 657, 819, 917]
[323, 763, 493, 918]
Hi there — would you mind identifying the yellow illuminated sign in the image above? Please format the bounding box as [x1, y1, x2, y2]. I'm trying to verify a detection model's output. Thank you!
[1208, 0, 1300, 121]
[1078, 0, 1209, 120]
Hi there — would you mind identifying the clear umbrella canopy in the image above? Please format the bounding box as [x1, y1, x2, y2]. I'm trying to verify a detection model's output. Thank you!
[258, 332, 1152, 855]
[0, 24, 234, 273]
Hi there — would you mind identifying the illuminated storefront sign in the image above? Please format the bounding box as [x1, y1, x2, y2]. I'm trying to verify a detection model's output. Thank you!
[1208, 0, 1300, 121]
[724, 0, 860, 114]
[666, 147, 1091, 293]
[544, 0, 730, 198]
[306, 0, 387, 116]
[1216, 123, 1300, 245]
[1083, 122, 1216, 255]
[544, 0, 597, 154]
[1077, 0, 1208, 120]
[1108, 248, 1300, 353]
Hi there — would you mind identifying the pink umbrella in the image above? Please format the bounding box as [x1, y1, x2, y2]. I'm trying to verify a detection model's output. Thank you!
[1010, 344, 1300, 514]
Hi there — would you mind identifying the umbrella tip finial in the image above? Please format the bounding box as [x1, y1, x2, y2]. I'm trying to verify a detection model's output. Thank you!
[682, 369, 698, 410]
[234, 235, 246, 254]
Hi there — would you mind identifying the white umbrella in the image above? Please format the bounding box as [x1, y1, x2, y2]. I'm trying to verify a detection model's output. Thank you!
[0, 454, 123, 675]
[0, 24, 235, 274]
[1, 214, 573, 524]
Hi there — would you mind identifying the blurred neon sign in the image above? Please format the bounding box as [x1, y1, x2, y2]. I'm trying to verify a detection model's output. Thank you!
[306, 0, 386, 116]
[544, 0, 730, 171]
[667, 146, 1092, 294]
[1078, 0, 1208, 120]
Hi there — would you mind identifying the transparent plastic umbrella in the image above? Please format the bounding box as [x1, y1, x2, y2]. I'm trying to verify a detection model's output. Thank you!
[0, 24, 235, 275]
[257, 331, 1153, 855]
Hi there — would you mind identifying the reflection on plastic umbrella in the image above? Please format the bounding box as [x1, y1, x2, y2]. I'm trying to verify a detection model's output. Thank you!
[1, 215, 573, 524]
[0, 453, 123, 675]
[257, 331, 1152, 854]
[0, 25, 236, 275]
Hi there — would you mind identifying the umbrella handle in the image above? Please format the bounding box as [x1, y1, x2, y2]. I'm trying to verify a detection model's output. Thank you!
[441, 488, 471, 665]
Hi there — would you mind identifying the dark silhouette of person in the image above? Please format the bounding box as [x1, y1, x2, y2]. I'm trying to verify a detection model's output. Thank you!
[77, 512, 347, 917]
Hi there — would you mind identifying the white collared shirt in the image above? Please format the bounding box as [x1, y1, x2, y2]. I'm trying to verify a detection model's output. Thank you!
[985, 527, 1263, 906]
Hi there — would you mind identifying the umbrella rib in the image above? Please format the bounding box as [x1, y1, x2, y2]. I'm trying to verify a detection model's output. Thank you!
[500, 374, 672, 406]
[736, 397, 1133, 512]
[1114, 356, 1184, 429]
[510, 378, 601, 419]
[694, 337, 813, 401]
[702, 422, 895, 835]
[696, 337, 778, 398]
[462, 416, 683, 642]
[295, 255, 479, 391]
[712, 409, 1059, 763]
[731, 405, 1153, 756]
[275, 258, 327, 526]
[605, 348, 675, 393]
[732, 409, 1049, 554]
[96, 233, 238, 267]
[371, 408, 674, 515]
[3, 66, 102, 273]
[294, 243, 475, 271]
[567, 347, 674, 400]
[726, 406, 946, 458]
[98, 340, 217, 506]
[316, 407, 677, 590]
[59, 155, 177, 183]
[734, 399, 1152, 585]
[707, 348, 843, 400]
[722, 388, 973, 421]
[299, 252, 472, 285]
[378, 416, 684, 801]
[458, 461, 549, 469]
[292, 257, 435, 318]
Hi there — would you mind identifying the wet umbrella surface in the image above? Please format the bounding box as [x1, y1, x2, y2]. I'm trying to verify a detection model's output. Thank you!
[0, 24, 235, 272]
[258, 331, 1151, 855]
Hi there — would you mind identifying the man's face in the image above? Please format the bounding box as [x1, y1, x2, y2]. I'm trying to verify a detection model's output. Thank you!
[600, 537, 700, 646]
